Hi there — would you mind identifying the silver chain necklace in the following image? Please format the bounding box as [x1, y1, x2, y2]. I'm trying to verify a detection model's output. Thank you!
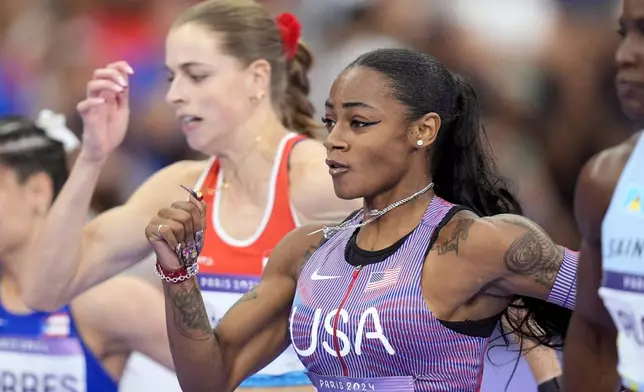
[310, 182, 435, 239]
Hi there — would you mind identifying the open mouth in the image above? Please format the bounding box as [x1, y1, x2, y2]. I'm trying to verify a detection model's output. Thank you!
[325, 159, 349, 176]
[180, 115, 203, 125]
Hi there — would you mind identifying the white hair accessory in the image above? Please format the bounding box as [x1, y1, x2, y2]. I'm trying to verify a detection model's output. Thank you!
[35, 109, 80, 153]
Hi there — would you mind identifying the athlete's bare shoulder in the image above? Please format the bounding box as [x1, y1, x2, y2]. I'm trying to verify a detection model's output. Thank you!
[575, 133, 641, 241]
[125, 159, 210, 208]
[270, 222, 335, 280]
[152, 159, 210, 188]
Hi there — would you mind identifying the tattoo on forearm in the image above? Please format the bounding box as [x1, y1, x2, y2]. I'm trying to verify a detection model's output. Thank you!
[501, 217, 562, 287]
[165, 282, 213, 341]
[431, 219, 475, 256]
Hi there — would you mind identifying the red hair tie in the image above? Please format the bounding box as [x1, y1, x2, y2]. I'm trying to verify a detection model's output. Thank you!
[276, 13, 301, 60]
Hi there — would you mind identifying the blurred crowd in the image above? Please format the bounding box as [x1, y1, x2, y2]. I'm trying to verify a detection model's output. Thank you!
[0, 0, 630, 249]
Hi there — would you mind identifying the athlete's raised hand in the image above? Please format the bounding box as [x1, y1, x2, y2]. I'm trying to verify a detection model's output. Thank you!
[76, 61, 134, 162]
[145, 186, 207, 271]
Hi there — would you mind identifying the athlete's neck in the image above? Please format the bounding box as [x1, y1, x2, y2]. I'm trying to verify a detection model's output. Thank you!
[214, 104, 289, 202]
[358, 176, 434, 250]
[0, 248, 33, 314]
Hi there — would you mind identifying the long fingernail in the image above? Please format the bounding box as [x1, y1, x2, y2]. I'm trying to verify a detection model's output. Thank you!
[180, 185, 203, 201]
[195, 230, 204, 253]
[126, 65, 135, 74]
[118, 76, 128, 87]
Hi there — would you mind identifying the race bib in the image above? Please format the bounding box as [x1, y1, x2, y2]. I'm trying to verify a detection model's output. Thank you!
[199, 274, 306, 376]
[308, 373, 414, 392]
[599, 287, 644, 389]
[199, 273, 261, 327]
[0, 336, 87, 392]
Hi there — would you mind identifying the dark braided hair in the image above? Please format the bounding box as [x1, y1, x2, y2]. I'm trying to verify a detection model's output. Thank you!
[0, 115, 69, 199]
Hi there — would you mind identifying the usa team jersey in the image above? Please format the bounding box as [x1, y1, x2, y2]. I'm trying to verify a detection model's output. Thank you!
[291, 196, 488, 392]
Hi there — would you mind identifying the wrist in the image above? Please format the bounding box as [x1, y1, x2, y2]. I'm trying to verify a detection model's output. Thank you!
[537, 376, 561, 392]
[155, 259, 199, 284]
[77, 150, 109, 166]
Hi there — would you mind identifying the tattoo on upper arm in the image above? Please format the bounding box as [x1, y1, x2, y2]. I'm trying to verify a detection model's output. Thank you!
[431, 219, 475, 256]
[165, 281, 213, 341]
[226, 288, 259, 315]
[501, 217, 562, 287]
[298, 236, 328, 276]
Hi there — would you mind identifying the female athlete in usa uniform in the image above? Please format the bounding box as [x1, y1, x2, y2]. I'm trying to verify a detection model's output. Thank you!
[148, 48, 579, 392]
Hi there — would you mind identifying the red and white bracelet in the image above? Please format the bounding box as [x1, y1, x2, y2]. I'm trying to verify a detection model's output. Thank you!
[155, 259, 199, 284]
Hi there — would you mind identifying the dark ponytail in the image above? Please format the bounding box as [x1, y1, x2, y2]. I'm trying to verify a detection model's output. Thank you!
[436, 70, 572, 351]
[0, 115, 68, 199]
[436, 70, 571, 350]
[347, 48, 571, 350]
[430, 73, 522, 217]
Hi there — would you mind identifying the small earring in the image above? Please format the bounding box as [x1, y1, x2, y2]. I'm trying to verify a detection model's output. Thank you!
[250, 92, 264, 103]
[416, 140, 424, 146]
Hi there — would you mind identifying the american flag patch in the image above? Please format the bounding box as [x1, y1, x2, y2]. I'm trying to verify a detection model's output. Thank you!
[364, 267, 401, 292]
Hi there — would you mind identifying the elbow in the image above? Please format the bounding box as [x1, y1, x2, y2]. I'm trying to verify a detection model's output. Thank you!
[175, 373, 232, 392]
[172, 335, 233, 392]
[545, 248, 578, 310]
[175, 380, 222, 392]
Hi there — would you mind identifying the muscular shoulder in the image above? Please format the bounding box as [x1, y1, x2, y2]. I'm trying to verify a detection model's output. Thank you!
[433, 210, 560, 273]
[575, 135, 638, 243]
[431, 209, 480, 254]
[430, 210, 505, 270]
[289, 138, 324, 167]
[266, 222, 335, 279]
[124, 159, 209, 209]
[138, 159, 208, 193]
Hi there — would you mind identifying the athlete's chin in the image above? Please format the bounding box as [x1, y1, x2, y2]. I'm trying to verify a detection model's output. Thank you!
[185, 132, 217, 156]
[332, 182, 363, 200]
[622, 106, 644, 125]
[619, 95, 644, 122]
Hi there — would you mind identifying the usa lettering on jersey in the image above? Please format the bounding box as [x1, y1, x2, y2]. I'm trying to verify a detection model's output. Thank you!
[290, 307, 394, 357]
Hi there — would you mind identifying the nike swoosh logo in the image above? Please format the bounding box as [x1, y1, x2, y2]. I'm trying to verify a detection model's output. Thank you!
[311, 269, 340, 281]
